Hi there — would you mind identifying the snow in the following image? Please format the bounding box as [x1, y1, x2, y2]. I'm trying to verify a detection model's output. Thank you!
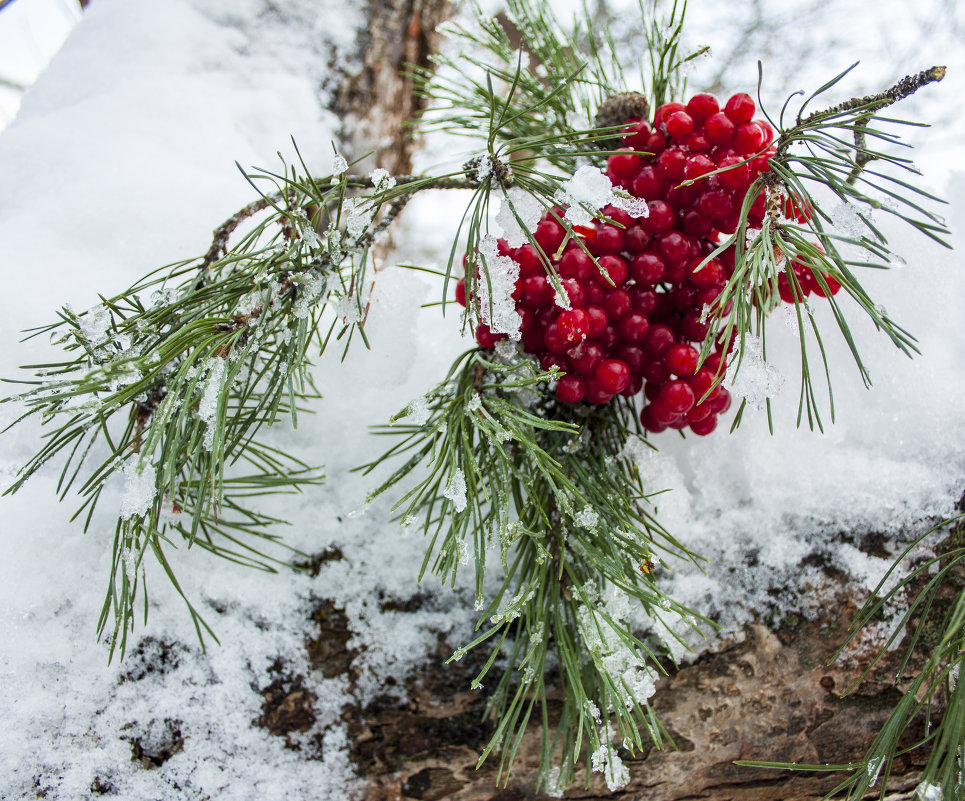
[119, 460, 159, 521]
[0, 0, 963, 798]
[477, 233, 522, 339]
[444, 468, 469, 513]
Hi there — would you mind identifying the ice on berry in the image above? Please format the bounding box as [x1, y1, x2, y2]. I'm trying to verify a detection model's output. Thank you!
[557, 165, 614, 226]
[477, 234, 522, 340]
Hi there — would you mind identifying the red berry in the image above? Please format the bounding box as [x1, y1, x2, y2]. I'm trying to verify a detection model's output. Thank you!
[556, 373, 586, 404]
[665, 344, 699, 377]
[717, 155, 752, 191]
[665, 111, 695, 140]
[642, 358, 670, 385]
[623, 120, 652, 150]
[597, 324, 620, 351]
[658, 230, 690, 264]
[601, 205, 633, 228]
[657, 147, 688, 181]
[643, 324, 675, 357]
[660, 380, 696, 414]
[683, 154, 716, 182]
[709, 387, 732, 414]
[630, 287, 660, 316]
[543, 321, 571, 354]
[647, 399, 679, 425]
[680, 209, 713, 237]
[596, 359, 630, 394]
[476, 323, 505, 349]
[569, 341, 605, 376]
[697, 189, 735, 222]
[654, 101, 687, 128]
[514, 244, 543, 277]
[455, 277, 467, 307]
[585, 304, 609, 338]
[620, 373, 644, 397]
[686, 93, 719, 124]
[560, 247, 594, 281]
[559, 278, 586, 308]
[752, 147, 776, 174]
[630, 252, 666, 285]
[604, 288, 633, 320]
[540, 351, 569, 373]
[557, 308, 590, 343]
[812, 270, 842, 297]
[704, 112, 736, 146]
[608, 149, 642, 181]
[681, 310, 711, 342]
[689, 258, 724, 288]
[535, 218, 566, 255]
[594, 255, 629, 288]
[665, 182, 700, 209]
[684, 133, 711, 154]
[689, 414, 718, 436]
[646, 131, 668, 155]
[584, 379, 613, 405]
[642, 200, 675, 234]
[640, 405, 669, 433]
[724, 93, 755, 124]
[734, 121, 765, 154]
[624, 225, 651, 252]
[592, 224, 626, 255]
[631, 166, 666, 200]
[520, 275, 552, 308]
[617, 312, 650, 344]
[613, 344, 647, 373]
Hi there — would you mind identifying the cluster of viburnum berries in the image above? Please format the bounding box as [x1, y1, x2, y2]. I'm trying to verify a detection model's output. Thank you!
[457, 92, 841, 435]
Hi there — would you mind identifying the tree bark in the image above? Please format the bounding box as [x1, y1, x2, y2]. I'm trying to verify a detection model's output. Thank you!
[336, 591, 933, 801]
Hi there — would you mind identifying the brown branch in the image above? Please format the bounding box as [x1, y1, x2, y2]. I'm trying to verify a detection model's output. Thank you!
[201, 174, 475, 269]
[799, 65, 946, 127]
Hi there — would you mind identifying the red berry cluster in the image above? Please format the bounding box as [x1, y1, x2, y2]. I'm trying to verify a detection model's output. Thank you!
[456, 92, 825, 436]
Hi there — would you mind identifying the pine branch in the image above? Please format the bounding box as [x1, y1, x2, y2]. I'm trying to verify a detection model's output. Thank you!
[0, 154, 477, 657]
[363, 345, 708, 788]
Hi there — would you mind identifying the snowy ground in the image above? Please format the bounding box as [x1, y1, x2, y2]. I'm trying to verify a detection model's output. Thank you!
[0, 1, 963, 799]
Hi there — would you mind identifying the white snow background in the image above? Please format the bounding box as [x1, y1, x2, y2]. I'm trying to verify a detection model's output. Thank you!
[0, 0, 962, 798]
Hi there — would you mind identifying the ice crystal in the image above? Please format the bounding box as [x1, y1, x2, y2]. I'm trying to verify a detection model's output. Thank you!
[477, 234, 522, 340]
[120, 461, 158, 520]
[444, 469, 468, 513]
[200, 358, 227, 450]
[725, 335, 785, 411]
[495, 187, 543, 248]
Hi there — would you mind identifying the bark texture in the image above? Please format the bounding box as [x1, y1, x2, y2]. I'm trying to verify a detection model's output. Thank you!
[334, 593, 933, 801]
[334, 0, 452, 177]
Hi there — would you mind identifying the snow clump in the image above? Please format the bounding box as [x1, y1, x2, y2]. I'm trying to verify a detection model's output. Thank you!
[477, 234, 522, 340]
